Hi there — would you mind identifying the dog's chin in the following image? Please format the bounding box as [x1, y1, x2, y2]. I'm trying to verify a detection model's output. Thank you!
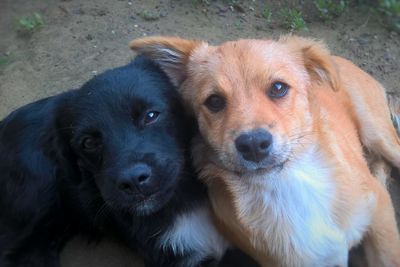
[109, 187, 175, 217]
[133, 188, 175, 216]
[227, 155, 289, 176]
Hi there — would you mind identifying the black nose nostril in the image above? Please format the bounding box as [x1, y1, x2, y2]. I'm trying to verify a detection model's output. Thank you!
[259, 140, 270, 150]
[236, 143, 250, 153]
[137, 174, 150, 183]
[118, 182, 133, 192]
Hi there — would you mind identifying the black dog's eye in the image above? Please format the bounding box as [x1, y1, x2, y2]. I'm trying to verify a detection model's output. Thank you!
[143, 111, 160, 125]
[204, 94, 226, 113]
[268, 82, 289, 99]
[81, 137, 100, 152]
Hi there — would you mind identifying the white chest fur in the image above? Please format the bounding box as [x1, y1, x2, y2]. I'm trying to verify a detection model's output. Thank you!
[158, 202, 229, 265]
[233, 148, 357, 267]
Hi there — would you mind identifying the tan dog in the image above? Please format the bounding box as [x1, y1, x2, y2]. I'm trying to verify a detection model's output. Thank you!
[130, 36, 400, 267]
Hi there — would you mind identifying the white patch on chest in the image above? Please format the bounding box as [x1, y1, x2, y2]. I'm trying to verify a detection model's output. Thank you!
[159, 202, 229, 264]
[235, 147, 349, 267]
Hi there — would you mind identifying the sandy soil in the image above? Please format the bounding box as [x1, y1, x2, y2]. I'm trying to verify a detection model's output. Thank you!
[0, 0, 399, 266]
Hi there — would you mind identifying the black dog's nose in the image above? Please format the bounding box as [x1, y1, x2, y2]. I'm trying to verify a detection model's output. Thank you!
[235, 129, 273, 163]
[118, 163, 152, 195]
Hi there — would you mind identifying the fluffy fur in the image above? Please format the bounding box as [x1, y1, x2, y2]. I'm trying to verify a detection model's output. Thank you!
[130, 36, 400, 267]
[0, 56, 229, 267]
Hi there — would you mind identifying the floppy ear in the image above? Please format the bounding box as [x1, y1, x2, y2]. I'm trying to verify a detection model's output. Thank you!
[129, 36, 203, 87]
[52, 94, 82, 182]
[282, 36, 340, 91]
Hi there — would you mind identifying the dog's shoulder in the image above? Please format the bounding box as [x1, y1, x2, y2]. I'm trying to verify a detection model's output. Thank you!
[0, 91, 73, 200]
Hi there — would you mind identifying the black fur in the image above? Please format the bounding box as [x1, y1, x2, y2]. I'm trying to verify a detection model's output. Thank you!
[0, 56, 212, 267]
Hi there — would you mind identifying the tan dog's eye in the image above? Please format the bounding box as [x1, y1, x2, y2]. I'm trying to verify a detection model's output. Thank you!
[204, 94, 226, 113]
[268, 82, 289, 99]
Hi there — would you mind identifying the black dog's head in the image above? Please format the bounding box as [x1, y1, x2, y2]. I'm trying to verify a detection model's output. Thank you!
[56, 56, 191, 216]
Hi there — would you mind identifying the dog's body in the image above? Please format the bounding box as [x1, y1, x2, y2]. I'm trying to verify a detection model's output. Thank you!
[0, 56, 228, 267]
[130, 36, 400, 267]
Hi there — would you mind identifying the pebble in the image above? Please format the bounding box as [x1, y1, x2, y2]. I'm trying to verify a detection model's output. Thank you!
[159, 10, 167, 17]
[86, 34, 93, 41]
[233, 3, 245, 13]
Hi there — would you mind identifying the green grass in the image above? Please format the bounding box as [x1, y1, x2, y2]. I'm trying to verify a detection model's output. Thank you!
[0, 54, 12, 67]
[139, 10, 159, 21]
[379, 0, 400, 32]
[0, 57, 9, 66]
[17, 12, 43, 33]
[262, 7, 272, 23]
[234, 20, 243, 30]
[278, 8, 308, 31]
[314, 0, 346, 21]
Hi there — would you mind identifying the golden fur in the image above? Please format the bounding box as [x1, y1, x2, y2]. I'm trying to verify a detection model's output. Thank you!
[130, 36, 400, 267]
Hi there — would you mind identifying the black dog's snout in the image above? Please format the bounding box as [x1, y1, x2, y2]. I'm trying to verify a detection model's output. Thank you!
[118, 163, 152, 195]
[235, 129, 273, 163]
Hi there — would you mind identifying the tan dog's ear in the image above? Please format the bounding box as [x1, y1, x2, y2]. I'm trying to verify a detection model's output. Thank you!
[129, 36, 202, 87]
[282, 36, 340, 91]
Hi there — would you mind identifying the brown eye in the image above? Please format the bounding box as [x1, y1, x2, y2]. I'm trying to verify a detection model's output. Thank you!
[82, 137, 100, 151]
[204, 94, 226, 113]
[143, 111, 160, 125]
[268, 82, 289, 99]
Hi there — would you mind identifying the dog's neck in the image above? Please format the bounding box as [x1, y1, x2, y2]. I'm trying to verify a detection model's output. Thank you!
[239, 146, 348, 266]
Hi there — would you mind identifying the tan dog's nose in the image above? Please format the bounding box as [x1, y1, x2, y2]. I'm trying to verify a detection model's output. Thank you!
[235, 129, 273, 163]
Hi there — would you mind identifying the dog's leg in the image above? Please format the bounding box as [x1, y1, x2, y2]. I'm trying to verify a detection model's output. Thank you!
[1, 227, 64, 267]
[353, 94, 400, 170]
[364, 183, 400, 267]
[365, 152, 392, 186]
[336, 57, 400, 170]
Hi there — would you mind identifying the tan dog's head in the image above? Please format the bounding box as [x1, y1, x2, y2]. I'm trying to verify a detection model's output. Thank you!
[130, 36, 339, 175]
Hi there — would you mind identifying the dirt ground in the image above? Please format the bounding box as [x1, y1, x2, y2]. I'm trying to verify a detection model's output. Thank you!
[0, 0, 399, 266]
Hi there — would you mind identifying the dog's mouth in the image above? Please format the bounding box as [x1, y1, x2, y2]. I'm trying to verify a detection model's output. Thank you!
[130, 186, 175, 216]
[213, 144, 292, 176]
[107, 183, 176, 217]
[233, 157, 289, 176]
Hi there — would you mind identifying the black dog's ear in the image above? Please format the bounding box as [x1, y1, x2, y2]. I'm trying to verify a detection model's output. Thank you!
[50, 93, 82, 182]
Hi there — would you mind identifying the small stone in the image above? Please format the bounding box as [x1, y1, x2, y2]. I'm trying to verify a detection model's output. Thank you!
[216, 4, 228, 13]
[159, 10, 167, 17]
[233, 3, 245, 13]
[72, 8, 84, 15]
[384, 52, 394, 61]
[86, 34, 93, 41]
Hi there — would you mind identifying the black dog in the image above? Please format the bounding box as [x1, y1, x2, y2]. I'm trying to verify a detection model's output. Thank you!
[0, 56, 229, 267]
